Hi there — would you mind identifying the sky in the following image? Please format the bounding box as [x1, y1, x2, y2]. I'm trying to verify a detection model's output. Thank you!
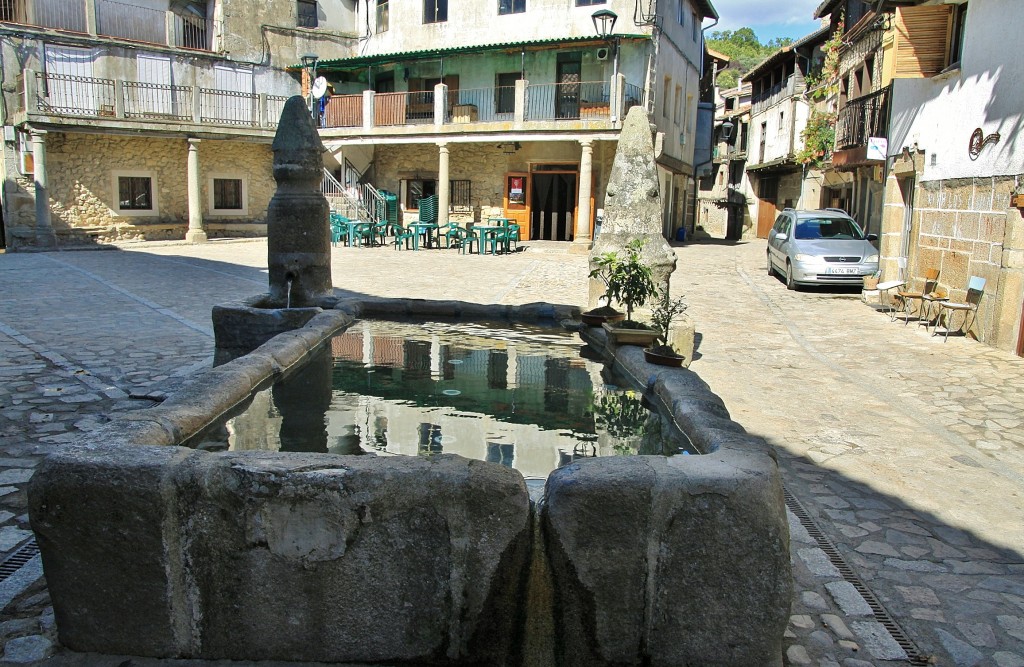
[706, 0, 825, 43]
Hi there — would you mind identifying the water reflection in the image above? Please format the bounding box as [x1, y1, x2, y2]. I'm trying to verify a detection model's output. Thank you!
[191, 320, 698, 477]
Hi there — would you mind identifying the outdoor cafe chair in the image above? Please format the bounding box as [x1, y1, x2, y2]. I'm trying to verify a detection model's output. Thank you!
[894, 267, 939, 325]
[935, 276, 986, 342]
[441, 222, 467, 249]
[460, 225, 481, 255]
[502, 223, 521, 253]
[329, 213, 349, 247]
[877, 257, 906, 320]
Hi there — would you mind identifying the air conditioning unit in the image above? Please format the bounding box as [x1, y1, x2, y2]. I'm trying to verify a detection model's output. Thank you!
[596, 47, 610, 61]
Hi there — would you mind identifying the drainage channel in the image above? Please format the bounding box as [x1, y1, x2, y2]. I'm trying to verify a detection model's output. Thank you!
[784, 488, 930, 666]
[0, 539, 39, 583]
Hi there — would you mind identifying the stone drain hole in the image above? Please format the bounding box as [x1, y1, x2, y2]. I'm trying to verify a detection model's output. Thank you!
[783, 488, 929, 666]
[0, 538, 40, 582]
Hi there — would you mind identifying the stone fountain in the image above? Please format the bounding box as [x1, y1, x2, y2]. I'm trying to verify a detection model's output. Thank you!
[28, 96, 791, 667]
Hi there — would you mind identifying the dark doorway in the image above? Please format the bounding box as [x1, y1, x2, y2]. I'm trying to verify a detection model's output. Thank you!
[555, 54, 581, 119]
[531, 173, 576, 241]
[0, 204, 6, 250]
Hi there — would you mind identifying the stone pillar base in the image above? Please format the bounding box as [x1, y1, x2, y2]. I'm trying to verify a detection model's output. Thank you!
[569, 240, 592, 254]
[35, 230, 58, 248]
[185, 229, 208, 244]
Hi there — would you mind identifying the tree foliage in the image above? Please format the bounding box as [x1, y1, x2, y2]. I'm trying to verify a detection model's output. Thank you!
[707, 28, 794, 90]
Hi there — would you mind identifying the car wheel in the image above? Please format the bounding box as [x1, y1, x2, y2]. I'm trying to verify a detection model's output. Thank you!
[767, 251, 775, 276]
[786, 262, 798, 291]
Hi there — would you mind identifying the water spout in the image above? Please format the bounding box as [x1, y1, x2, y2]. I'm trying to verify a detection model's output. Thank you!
[286, 276, 293, 309]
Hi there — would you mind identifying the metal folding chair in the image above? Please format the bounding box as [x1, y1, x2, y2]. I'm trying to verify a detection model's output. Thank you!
[894, 267, 939, 325]
[877, 257, 906, 320]
[935, 276, 986, 342]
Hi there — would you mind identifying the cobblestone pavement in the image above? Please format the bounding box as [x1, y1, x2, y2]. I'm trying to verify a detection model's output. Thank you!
[0, 237, 1021, 666]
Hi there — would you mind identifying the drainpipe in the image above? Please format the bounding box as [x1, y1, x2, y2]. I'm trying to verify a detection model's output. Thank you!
[690, 16, 719, 236]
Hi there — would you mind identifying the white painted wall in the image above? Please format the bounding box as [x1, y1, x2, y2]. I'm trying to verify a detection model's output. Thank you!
[748, 94, 810, 165]
[357, 0, 648, 53]
[887, 0, 1023, 180]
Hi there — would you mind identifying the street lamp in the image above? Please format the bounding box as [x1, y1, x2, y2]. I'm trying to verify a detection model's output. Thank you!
[301, 53, 319, 114]
[591, 8, 617, 38]
[720, 119, 735, 141]
[592, 9, 619, 120]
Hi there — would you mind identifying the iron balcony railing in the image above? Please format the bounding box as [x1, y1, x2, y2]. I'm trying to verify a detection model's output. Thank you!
[1, 0, 213, 51]
[525, 81, 611, 121]
[29, 71, 284, 129]
[835, 85, 891, 151]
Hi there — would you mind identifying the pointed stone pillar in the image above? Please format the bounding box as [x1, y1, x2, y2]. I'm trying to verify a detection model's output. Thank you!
[185, 138, 207, 243]
[266, 96, 332, 307]
[588, 106, 676, 308]
[31, 129, 57, 248]
[571, 138, 594, 253]
[437, 142, 450, 228]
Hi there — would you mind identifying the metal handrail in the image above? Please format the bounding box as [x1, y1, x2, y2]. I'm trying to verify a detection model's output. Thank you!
[835, 85, 891, 150]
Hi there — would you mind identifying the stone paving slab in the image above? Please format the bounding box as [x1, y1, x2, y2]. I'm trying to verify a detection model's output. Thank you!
[0, 238, 1022, 666]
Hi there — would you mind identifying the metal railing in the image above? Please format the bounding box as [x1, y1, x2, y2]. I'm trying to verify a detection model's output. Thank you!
[1, 0, 212, 51]
[96, 0, 164, 44]
[835, 85, 890, 150]
[123, 81, 190, 121]
[1, 0, 87, 32]
[266, 94, 289, 127]
[173, 13, 210, 50]
[623, 82, 644, 114]
[452, 86, 514, 123]
[35, 72, 116, 117]
[525, 81, 609, 121]
[199, 87, 257, 126]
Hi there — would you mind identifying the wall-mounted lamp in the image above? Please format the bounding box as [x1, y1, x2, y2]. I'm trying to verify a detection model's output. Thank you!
[300, 53, 319, 113]
[591, 9, 617, 39]
[720, 119, 735, 141]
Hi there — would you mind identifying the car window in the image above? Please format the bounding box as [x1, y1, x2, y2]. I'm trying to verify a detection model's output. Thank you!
[772, 215, 787, 233]
[794, 217, 865, 240]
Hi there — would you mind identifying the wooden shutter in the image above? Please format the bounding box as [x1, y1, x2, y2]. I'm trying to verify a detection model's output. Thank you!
[894, 5, 953, 78]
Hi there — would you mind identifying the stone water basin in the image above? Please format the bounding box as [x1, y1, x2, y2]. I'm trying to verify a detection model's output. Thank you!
[28, 297, 791, 666]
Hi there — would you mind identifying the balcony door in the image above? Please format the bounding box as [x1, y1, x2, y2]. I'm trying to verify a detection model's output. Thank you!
[214, 64, 254, 124]
[556, 54, 581, 120]
[136, 53, 172, 116]
[44, 45, 98, 114]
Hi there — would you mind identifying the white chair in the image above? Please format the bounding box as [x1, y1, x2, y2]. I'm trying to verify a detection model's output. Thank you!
[935, 276, 986, 342]
[877, 257, 906, 319]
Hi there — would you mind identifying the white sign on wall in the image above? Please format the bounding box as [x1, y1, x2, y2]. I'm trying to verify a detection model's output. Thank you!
[867, 137, 888, 161]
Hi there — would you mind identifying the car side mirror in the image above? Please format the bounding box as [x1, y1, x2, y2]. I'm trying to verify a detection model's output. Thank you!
[776, 233, 788, 242]
[866, 233, 878, 241]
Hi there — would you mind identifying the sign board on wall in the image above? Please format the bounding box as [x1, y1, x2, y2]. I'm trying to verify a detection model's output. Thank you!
[867, 137, 888, 161]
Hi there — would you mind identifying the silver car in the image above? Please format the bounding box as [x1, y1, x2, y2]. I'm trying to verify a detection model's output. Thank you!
[767, 209, 879, 290]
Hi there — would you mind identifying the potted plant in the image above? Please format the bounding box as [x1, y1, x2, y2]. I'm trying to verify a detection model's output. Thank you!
[582, 250, 626, 326]
[863, 271, 880, 290]
[601, 239, 660, 345]
[643, 287, 688, 367]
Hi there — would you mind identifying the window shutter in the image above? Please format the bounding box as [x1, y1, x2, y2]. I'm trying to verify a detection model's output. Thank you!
[894, 5, 953, 78]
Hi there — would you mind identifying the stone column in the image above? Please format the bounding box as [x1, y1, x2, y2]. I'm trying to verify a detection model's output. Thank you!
[185, 138, 207, 243]
[31, 129, 56, 248]
[437, 142, 450, 228]
[571, 138, 594, 253]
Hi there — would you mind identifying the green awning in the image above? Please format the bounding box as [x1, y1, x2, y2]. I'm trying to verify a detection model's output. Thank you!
[298, 34, 650, 73]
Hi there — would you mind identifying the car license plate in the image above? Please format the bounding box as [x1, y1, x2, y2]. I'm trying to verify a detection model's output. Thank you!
[827, 267, 859, 275]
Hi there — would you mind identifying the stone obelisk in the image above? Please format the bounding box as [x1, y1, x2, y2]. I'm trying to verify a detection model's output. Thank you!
[266, 96, 333, 308]
[588, 106, 677, 307]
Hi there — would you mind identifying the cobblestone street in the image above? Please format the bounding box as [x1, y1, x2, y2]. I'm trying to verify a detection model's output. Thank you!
[0, 238, 1022, 666]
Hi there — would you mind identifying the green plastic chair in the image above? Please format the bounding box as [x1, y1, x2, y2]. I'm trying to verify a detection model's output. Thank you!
[441, 222, 467, 249]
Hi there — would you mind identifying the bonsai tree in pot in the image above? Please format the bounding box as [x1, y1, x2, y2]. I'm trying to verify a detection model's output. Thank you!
[604, 239, 658, 333]
[583, 250, 626, 325]
[644, 287, 688, 366]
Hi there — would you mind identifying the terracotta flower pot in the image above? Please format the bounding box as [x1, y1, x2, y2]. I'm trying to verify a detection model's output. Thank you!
[602, 322, 660, 346]
[581, 308, 625, 326]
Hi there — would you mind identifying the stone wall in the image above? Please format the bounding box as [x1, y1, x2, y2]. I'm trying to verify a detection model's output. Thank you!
[882, 167, 1024, 351]
[5, 133, 273, 246]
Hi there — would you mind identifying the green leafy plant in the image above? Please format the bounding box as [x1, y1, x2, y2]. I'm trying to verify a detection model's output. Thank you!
[588, 251, 620, 308]
[796, 109, 837, 167]
[648, 287, 688, 354]
[606, 239, 658, 324]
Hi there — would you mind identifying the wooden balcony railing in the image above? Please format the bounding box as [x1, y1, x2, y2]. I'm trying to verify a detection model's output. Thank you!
[835, 85, 891, 150]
